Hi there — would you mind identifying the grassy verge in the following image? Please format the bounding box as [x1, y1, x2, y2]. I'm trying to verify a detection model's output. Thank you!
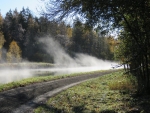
[0, 70, 109, 92]
[34, 71, 147, 113]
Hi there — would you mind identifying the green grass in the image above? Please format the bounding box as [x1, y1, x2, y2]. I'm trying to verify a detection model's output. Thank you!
[0, 70, 107, 92]
[34, 71, 139, 113]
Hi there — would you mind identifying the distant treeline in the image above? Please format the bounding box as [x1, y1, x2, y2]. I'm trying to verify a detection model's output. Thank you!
[0, 8, 117, 63]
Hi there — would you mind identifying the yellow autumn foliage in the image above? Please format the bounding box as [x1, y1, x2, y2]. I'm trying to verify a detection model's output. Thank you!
[7, 40, 22, 62]
[0, 32, 5, 49]
[67, 27, 72, 38]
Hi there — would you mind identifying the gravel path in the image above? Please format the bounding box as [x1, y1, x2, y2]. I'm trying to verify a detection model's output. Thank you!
[0, 70, 117, 113]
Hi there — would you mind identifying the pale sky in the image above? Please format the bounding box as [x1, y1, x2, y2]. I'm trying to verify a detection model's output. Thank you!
[0, 0, 46, 17]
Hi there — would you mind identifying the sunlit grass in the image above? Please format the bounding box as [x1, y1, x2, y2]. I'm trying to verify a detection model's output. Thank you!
[108, 73, 137, 92]
[34, 71, 138, 113]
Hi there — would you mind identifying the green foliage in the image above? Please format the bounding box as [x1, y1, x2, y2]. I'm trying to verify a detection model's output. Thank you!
[116, 8, 150, 92]
[0, 13, 3, 30]
[0, 14, 5, 61]
[70, 19, 114, 60]
[0, 32, 5, 61]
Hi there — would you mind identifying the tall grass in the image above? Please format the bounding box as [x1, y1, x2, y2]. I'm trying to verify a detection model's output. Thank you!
[108, 73, 137, 92]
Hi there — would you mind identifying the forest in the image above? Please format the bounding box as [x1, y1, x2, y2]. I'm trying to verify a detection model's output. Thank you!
[43, 0, 150, 94]
[0, 8, 116, 63]
[0, 0, 150, 94]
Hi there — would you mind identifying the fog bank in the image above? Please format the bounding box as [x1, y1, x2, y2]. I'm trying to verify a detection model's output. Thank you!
[39, 37, 117, 67]
[0, 36, 119, 84]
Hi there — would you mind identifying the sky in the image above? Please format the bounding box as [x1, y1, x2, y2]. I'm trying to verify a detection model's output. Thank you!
[0, 0, 46, 17]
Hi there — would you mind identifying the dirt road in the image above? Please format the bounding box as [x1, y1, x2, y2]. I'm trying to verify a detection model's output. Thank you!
[0, 70, 117, 113]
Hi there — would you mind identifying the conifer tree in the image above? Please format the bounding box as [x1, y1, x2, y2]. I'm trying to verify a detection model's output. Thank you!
[0, 14, 5, 61]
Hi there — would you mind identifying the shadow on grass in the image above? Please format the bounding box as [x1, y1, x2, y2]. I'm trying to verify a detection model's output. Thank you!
[36, 103, 117, 113]
[72, 105, 85, 113]
[99, 110, 117, 113]
[35, 104, 64, 113]
[127, 94, 150, 113]
[35, 104, 87, 113]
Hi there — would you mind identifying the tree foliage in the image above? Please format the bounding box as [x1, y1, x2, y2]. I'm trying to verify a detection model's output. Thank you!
[0, 32, 5, 49]
[0, 13, 3, 30]
[69, 19, 114, 60]
[0, 7, 115, 63]
[44, 0, 150, 94]
[0, 14, 5, 61]
[0, 32, 5, 61]
[7, 40, 21, 62]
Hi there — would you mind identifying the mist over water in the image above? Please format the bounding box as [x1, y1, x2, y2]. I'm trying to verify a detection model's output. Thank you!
[39, 37, 118, 75]
[39, 37, 117, 68]
[0, 69, 32, 84]
[0, 36, 119, 84]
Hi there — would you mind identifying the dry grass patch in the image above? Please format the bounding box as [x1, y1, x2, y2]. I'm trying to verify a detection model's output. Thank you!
[108, 74, 137, 92]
